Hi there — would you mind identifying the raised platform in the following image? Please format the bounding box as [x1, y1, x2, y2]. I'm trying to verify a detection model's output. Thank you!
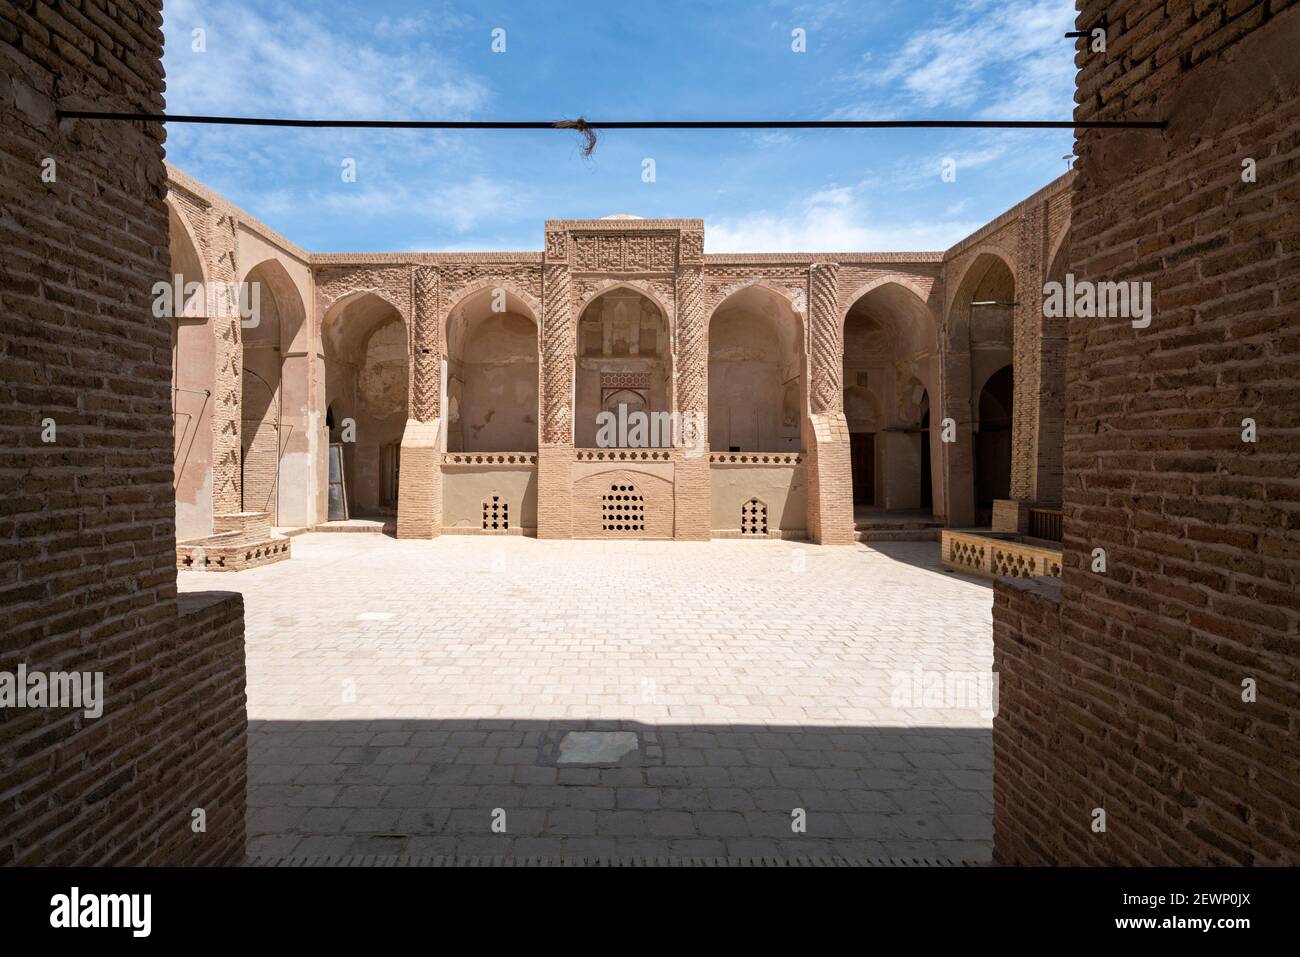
[854, 507, 943, 542]
[178, 511, 290, 572]
[314, 516, 396, 534]
[940, 529, 1062, 581]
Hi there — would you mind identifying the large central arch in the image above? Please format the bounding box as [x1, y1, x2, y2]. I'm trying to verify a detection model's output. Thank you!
[574, 285, 672, 448]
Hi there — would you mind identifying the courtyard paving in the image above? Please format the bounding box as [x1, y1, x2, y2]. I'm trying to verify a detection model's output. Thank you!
[179, 533, 996, 862]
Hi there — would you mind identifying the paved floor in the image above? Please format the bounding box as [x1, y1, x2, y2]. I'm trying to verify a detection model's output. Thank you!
[180, 534, 996, 862]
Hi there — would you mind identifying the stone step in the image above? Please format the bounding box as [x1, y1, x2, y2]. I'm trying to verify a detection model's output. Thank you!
[855, 528, 940, 542]
[314, 518, 395, 534]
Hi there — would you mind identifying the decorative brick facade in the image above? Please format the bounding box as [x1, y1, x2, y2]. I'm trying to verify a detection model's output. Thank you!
[1, 1, 246, 864]
[161, 129, 1072, 551]
[992, 0, 1300, 865]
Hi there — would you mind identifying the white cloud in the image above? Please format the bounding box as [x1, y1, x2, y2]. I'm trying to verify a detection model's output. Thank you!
[163, 0, 488, 119]
[834, 0, 1076, 120]
[244, 173, 531, 238]
[705, 183, 981, 253]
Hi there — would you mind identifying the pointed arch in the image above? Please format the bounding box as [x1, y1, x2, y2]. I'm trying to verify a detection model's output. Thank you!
[707, 282, 804, 453]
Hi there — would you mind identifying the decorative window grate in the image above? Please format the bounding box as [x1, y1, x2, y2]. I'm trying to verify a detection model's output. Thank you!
[601, 483, 645, 533]
[741, 498, 769, 536]
[482, 496, 509, 531]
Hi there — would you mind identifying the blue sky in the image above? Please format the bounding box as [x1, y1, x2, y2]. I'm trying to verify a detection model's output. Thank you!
[161, 0, 1078, 253]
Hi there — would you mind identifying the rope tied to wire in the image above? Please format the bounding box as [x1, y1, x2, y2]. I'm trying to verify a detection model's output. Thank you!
[553, 117, 597, 156]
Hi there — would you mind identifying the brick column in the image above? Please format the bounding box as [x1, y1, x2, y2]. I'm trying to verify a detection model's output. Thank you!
[672, 235, 711, 540]
[209, 209, 242, 517]
[805, 262, 855, 544]
[396, 266, 442, 538]
[537, 241, 574, 539]
[941, 298, 977, 528]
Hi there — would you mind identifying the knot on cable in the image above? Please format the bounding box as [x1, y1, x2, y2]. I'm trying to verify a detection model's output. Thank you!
[553, 117, 597, 156]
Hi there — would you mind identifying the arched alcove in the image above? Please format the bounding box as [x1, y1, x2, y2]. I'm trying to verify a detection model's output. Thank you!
[707, 285, 803, 453]
[445, 287, 539, 452]
[575, 286, 670, 449]
[321, 292, 410, 516]
[841, 281, 939, 514]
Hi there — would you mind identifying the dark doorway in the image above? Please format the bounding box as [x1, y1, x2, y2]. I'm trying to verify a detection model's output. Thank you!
[920, 409, 932, 510]
[975, 365, 1014, 517]
[850, 432, 875, 505]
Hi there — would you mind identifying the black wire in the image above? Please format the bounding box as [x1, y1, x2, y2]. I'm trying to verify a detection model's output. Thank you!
[56, 111, 1166, 130]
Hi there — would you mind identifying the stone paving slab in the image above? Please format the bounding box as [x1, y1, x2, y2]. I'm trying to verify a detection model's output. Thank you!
[181, 534, 995, 862]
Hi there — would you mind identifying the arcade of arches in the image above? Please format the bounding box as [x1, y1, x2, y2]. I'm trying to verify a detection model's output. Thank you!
[165, 164, 1071, 557]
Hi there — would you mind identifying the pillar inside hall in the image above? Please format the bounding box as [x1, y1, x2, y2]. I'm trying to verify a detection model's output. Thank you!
[396, 265, 443, 539]
[537, 232, 575, 539]
[993, 205, 1049, 534]
[672, 235, 711, 540]
[805, 262, 855, 545]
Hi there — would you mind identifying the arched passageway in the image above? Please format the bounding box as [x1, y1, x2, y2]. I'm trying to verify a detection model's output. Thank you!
[841, 282, 939, 516]
[946, 252, 1016, 526]
[240, 259, 307, 525]
[321, 292, 409, 517]
[707, 286, 803, 453]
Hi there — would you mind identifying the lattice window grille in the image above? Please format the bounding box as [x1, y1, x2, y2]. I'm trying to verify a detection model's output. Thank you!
[741, 498, 769, 536]
[601, 483, 645, 532]
[482, 496, 509, 531]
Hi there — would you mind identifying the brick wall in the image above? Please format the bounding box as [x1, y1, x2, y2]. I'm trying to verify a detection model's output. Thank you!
[992, 0, 1300, 865]
[0, 1, 247, 864]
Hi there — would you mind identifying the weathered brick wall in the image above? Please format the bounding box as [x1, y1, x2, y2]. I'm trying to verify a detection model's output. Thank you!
[993, 0, 1300, 865]
[0, 2, 246, 864]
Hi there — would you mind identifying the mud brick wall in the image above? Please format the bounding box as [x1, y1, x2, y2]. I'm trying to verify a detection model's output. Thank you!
[0, 1, 247, 864]
[992, 1, 1300, 864]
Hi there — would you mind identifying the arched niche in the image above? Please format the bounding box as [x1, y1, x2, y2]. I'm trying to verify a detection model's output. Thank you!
[707, 285, 803, 453]
[444, 286, 539, 452]
[575, 286, 671, 449]
[320, 291, 410, 516]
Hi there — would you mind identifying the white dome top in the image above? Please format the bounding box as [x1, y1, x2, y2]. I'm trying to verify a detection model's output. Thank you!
[600, 214, 644, 220]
